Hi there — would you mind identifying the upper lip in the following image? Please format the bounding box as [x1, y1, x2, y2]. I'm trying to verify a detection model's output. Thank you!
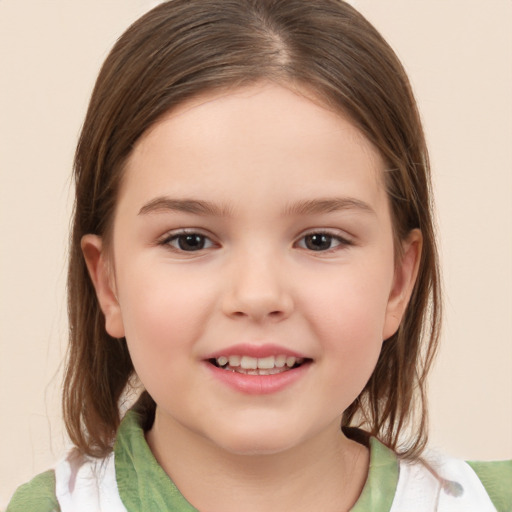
[204, 343, 309, 360]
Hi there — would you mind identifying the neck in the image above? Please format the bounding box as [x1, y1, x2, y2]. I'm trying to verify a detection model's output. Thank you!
[146, 410, 369, 512]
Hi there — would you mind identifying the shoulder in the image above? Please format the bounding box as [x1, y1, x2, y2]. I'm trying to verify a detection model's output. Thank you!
[53, 449, 127, 512]
[467, 459, 512, 512]
[392, 452, 511, 512]
[6, 469, 60, 512]
[6, 448, 126, 512]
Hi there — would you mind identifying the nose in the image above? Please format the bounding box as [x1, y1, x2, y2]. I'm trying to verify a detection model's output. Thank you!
[221, 249, 294, 322]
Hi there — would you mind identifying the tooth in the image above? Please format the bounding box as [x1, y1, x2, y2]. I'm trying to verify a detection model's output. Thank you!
[218, 354, 305, 372]
[275, 355, 286, 368]
[241, 356, 258, 369]
[257, 356, 275, 369]
[217, 356, 228, 367]
[228, 355, 241, 367]
[286, 356, 296, 368]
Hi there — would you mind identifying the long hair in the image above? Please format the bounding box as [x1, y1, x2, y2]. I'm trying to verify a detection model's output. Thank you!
[64, 0, 441, 458]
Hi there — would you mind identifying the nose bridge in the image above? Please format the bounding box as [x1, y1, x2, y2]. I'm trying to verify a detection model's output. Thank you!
[222, 242, 293, 321]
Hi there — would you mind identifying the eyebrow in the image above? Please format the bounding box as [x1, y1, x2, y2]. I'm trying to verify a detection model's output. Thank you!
[284, 197, 376, 216]
[138, 196, 375, 217]
[138, 197, 233, 217]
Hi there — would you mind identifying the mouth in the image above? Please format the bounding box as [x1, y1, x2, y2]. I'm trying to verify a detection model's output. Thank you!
[208, 355, 311, 375]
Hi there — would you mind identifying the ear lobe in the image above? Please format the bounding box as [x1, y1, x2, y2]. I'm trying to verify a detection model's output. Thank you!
[81, 234, 125, 338]
[382, 229, 422, 340]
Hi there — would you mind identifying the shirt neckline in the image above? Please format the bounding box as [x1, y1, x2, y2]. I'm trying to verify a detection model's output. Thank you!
[114, 409, 399, 512]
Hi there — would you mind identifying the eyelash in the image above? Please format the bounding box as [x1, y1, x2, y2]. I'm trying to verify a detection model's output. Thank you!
[294, 231, 353, 253]
[159, 229, 353, 254]
[160, 229, 216, 252]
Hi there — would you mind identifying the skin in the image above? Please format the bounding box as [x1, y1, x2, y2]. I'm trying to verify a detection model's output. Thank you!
[83, 82, 421, 512]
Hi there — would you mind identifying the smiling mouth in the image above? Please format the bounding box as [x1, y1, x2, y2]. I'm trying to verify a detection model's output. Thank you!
[209, 355, 310, 375]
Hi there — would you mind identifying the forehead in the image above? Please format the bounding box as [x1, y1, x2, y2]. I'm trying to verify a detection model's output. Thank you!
[120, 82, 387, 215]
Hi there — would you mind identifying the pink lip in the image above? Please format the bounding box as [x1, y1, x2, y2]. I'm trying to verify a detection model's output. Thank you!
[204, 343, 307, 359]
[205, 360, 311, 395]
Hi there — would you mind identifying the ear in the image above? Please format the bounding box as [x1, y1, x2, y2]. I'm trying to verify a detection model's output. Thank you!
[81, 234, 125, 338]
[382, 229, 422, 340]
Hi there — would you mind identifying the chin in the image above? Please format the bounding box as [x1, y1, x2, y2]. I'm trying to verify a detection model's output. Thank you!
[207, 424, 304, 457]
[220, 440, 296, 457]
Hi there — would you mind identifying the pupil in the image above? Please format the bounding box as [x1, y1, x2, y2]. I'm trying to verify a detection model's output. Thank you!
[178, 234, 204, 251]
[306, 234, 331, 251]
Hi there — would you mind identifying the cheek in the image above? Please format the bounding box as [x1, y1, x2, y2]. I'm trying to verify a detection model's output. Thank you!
[114, 261, 216, 366]
[321, 295, 384, 380]
[314, 296, 385, 411]
[302, 260, 393, 340]
[299, 261, 393, 390]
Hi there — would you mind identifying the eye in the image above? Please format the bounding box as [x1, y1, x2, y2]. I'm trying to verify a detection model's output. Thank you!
[296, 232, 351, 252]
[162, 231, 215, 252]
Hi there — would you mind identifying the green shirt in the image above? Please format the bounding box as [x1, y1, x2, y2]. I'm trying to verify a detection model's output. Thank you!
[7, 411, 512, 511]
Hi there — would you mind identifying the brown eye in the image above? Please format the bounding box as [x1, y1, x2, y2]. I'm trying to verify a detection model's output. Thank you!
[296, 232, 351, 252]
[177, 234, 206, 251]
[164, 232, 214, 252]
[304, 233, 335, 251]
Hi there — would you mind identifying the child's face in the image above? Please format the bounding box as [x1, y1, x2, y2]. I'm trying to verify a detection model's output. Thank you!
[84, 82, 420, 455]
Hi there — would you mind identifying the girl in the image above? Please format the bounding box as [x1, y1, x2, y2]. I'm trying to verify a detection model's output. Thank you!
[7, 0, 510, 511]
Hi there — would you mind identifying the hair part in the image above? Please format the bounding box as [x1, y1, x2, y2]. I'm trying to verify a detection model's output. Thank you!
[64, 0, 441, 459]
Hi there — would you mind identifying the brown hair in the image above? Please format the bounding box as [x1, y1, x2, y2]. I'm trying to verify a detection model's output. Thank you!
[64, 0, 441, 459]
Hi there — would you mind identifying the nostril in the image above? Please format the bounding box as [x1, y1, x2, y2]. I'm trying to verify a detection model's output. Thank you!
[230, 310, 284, 318]
[222, 289, 294, 321]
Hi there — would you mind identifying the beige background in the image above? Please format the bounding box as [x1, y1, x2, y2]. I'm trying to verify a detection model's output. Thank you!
[1, 0, 511, 506]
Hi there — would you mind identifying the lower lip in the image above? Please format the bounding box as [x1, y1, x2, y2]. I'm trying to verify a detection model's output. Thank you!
[205, 362, 311, 395]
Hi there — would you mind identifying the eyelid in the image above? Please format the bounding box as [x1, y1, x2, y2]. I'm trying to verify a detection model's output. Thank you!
[294, 229, 354, 252]
[159, 228, 218, 252]
[156, 227, 353, 254]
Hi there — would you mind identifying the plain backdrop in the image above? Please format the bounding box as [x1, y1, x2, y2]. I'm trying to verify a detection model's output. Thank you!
[1, 0, 511, 507]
